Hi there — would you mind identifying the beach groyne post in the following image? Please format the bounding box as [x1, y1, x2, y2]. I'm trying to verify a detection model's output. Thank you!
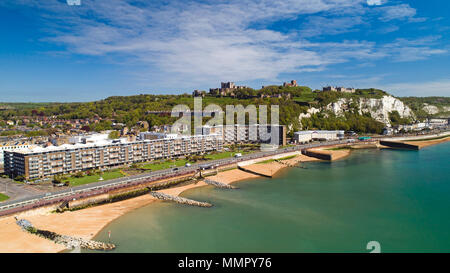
[149, 191, 213, 207]
[237, 165, 273, 178]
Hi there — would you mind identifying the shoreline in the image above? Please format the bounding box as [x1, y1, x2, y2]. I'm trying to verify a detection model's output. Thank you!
[3, 139, 446, 253]
[0, 149, 328, 253]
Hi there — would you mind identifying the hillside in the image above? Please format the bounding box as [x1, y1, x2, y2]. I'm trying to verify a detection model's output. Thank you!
[400, 97, 450, 119]
[1, 87, 448, 136]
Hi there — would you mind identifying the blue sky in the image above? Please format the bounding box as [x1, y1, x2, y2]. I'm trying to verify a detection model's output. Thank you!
[0, 0, 449, 102]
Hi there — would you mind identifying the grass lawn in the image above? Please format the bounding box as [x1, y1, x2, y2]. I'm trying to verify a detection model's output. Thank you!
[205, 151, 246, 160]
[67, 169, 125, 187]
[141, 158, 192, 171]
[0, 193, 10, 202]
[140, 150, 251, 171]
[293, 92, 316, 103]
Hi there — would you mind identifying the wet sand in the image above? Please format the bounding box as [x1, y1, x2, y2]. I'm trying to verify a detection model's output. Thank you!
[0, 150, 344, 253]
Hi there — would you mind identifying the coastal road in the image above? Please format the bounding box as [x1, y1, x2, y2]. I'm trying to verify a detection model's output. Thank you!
[0, 140, 356, 215]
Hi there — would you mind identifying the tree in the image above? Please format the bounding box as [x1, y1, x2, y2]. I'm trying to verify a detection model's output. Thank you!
[108, 130, 120, 139]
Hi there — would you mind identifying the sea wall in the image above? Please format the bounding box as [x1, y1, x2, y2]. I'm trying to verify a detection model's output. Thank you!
[379, 141, 419, 150]
[68, 193, 110, 209]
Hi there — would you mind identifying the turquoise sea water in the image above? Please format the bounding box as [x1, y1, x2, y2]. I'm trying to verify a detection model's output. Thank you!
[89, 143, 450, 253]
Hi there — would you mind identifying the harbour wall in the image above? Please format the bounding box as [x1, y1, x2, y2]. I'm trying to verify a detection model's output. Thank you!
[379, 141, 419, 150]
[301, 149, 332, 161]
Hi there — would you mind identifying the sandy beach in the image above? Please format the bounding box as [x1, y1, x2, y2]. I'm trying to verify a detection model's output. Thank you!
[0, 150, 345, 253]
[305, 146, 352, 161]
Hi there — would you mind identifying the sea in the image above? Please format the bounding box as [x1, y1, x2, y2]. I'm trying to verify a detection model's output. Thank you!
[87, 142, 450, 253]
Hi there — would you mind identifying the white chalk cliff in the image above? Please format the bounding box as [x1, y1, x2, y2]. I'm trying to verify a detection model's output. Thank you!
[299, 95, 415, 126]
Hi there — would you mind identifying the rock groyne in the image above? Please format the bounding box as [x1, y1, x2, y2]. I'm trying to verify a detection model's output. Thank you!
[203, 179, 237, 189]
[16, 218, 115, 251]
[149, 191, 212, 207]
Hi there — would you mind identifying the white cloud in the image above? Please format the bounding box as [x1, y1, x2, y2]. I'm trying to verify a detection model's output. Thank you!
[2, 0, 446, 90]
[382, 36, 447, 62]
[367, 0, 384, 6]
[300, 16, 365, 37]
[379, 4, 416, 21]
[381, 79, 450, 97]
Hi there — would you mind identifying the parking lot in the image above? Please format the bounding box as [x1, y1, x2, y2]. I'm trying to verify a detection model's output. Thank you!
[0, 177, 44, 201]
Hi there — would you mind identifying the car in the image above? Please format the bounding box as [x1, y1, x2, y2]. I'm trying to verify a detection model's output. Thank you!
[185, 163, 191, 167]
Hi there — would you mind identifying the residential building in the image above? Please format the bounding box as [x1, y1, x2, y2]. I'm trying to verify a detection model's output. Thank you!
[197, 124, 286, 146]
[382, 127, 394, 135]
[294, 130, 345, 143]
[0, 141, 34, 165]
[4, 134, 223, 181]
[139, 132, 178, 140]
[429, 118, 448, 127]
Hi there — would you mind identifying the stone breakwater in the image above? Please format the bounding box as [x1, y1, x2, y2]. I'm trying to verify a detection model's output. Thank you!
[203, 179, 237, 189]
[16, 218, 115, 251]
[149, 191, 212, 207]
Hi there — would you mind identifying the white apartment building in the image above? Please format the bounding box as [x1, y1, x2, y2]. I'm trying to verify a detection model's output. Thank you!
[0, 141, 34, 165]
[294, 130, 345, 143]
[196, 124, 286, 146]
[4, 134, 223, 181]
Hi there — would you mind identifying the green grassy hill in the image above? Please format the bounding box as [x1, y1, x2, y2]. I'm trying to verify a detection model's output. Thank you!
[1, 87, 448, 136]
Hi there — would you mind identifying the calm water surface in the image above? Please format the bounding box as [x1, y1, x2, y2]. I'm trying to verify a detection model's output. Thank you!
[89, 143, 450, 252]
